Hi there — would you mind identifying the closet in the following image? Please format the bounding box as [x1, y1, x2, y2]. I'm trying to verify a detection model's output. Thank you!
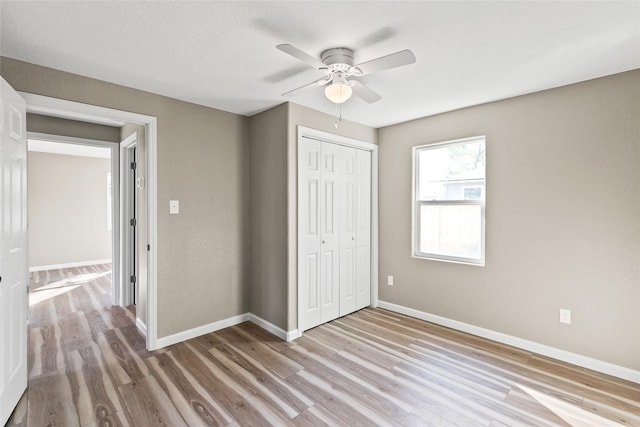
[298, 135, 371, 332]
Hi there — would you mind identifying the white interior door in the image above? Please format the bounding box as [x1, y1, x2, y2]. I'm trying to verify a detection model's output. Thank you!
[0, 77, 28, 426]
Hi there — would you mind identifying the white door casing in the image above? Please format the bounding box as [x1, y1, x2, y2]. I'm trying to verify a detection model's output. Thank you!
[0, 77, 28, 426]
[356, 149, 372, 309]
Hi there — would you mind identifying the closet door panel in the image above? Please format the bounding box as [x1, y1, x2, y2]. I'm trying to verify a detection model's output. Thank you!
[340, 147, 357, 315]
[319, 143, 341, 323]
[298, 138, 322, 331]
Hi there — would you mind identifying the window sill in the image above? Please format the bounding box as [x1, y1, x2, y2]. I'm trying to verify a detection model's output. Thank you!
[411, 254, 485, 267]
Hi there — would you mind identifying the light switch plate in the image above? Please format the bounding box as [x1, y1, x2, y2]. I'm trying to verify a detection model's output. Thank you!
[170, 200, 179, 214]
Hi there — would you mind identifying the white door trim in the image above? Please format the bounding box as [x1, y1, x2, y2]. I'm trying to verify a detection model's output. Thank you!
[296, 126, 379, 334]
[20, 92, 159, 351]
[27, 132, 121, 305]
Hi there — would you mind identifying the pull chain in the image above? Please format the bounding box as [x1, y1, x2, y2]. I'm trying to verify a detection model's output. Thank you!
[334, 102, 342, 129]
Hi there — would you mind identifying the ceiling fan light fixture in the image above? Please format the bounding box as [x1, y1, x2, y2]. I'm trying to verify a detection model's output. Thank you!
[325, 82, 352, 104]
[278, 43, 416, 104]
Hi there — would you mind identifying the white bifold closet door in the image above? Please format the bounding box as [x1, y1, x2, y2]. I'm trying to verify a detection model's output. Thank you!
[355, 148, 371, 310]
[298, 137, 371, 332]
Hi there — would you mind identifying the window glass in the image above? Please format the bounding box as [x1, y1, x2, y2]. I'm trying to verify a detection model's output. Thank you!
[417, 140, 485, 201]
[419, 204, 482, 259]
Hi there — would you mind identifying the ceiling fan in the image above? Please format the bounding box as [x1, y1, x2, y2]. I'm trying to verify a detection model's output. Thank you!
[276, 44, 416, 104]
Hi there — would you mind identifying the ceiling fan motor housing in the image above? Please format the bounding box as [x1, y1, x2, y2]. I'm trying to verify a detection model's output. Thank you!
[321, 47, 355, 72]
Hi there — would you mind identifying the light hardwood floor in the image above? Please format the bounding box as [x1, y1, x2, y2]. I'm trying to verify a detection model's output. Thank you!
[6, 265, 640, 426]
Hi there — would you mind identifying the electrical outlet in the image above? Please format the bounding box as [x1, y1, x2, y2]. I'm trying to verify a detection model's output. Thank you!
[559, 309, 571, 324]
[387, 275, 394, 286]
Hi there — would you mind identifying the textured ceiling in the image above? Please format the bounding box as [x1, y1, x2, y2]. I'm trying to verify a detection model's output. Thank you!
[1, 1, 639, 128]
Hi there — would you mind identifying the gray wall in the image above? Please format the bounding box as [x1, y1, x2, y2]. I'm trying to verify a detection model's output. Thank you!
[27, 113, 121, 142]
[2, 57, 249, 338]
[378, 69, 640, 371]
[28, 151, 111, 267]
[248, 103, 288, 329]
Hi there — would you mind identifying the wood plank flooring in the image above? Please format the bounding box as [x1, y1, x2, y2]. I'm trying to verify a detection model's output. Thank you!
[6, 264, 640, 426]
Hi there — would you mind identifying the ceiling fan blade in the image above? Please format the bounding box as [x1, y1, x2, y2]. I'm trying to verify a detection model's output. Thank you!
[276, 44, 326, 69]
[354, 49, 416, 76]
[351, 80, 382, 103]
[282, 76, 332, 97]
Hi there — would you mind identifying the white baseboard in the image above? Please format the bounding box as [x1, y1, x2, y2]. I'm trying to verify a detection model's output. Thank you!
[155, 312, 303, 349]
[136, 317, 147, 337]
[247, 314, 290, 341]
[156, 313, 250, 349]
[378, 300, 640, 384]
[246, 313, 300, 341]
[286, 329, 302, 341]
[29, 259, 112, 272]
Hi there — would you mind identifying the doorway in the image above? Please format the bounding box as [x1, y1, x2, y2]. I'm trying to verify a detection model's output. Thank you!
[21, 92, 159, 350]
[27, 134, 119, 307]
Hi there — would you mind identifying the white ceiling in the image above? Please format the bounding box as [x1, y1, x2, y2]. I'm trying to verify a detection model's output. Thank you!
[2, 1, 639, 128]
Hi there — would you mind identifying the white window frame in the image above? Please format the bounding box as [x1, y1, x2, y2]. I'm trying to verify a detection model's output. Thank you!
[412, 136, 486, 266]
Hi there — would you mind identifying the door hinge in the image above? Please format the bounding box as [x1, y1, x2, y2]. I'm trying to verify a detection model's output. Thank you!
[147, 244, 150, 251]
[130, 218, 137, 226]
[131, 161, 137, 170]
[130, 275, 136, 284]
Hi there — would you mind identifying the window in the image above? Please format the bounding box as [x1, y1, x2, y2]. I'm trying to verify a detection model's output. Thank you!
[413, 136, 486, 265]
